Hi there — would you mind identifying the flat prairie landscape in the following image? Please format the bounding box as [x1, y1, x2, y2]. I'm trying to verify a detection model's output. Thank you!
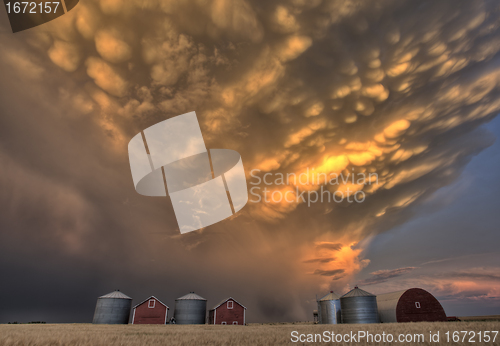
[0, 322, 499, 346]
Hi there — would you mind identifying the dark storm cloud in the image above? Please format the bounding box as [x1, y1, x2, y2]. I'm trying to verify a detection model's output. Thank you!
[315, 243, 343, 251]
[313, 269, 345, 277]
[0, 0, 500, 323]
[256, 296, 293, 321]
[446, 270, 500, 282]
[359, 267, 417, 286]
[303, 257, 336, 264]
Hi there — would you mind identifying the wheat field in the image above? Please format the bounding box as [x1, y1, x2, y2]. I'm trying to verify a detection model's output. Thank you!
[0, 322, 499, 346]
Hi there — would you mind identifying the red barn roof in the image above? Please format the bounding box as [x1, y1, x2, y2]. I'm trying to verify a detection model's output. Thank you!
[133, 296, 169, 309]
[211, 297, 247, 310]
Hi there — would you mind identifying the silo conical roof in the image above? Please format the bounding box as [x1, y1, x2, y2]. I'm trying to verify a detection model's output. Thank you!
[99, 290, 132, 299]
[341, 286, 375, 298]
[176, 292, 206, 300]
[319, 291, 340, 301]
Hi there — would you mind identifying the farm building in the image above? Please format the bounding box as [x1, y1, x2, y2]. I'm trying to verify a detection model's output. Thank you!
[340, 286, 379, 324]
[208, 297, 246, 325]
[131, 296, 169, 324]
[174, 292, 207, 324]
[377, 288, 447, 323]
[313, 310, 318, 323]
[93, 290, 132, 324]
[317, 291, 341, 324]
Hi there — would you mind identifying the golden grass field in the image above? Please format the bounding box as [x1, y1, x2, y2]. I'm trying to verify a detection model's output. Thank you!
[459, 315, 500, 322]
[0, 321, 499, 346]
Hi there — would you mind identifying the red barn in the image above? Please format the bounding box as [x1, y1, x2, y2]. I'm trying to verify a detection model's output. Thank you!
[131, 296, 169, 324]
[209, 297, 246, 325]
[377, 288, 447, 323]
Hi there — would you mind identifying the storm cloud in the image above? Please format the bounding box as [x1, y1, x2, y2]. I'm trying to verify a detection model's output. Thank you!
[0, 0, 499, 322]
[358, 267, 417, 286]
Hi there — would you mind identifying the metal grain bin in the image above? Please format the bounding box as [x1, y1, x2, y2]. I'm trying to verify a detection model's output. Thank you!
[174, 292, 207, 324]
[93, 290, 132, 324]
[317, 291, 341, 324]
[340, 286, 379, 324]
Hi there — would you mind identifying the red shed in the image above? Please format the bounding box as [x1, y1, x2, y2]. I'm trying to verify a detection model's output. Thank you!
[208, 297, 246, 325]
[131, 296, 169, 324]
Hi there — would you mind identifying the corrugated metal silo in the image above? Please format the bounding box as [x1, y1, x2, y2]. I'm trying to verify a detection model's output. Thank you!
[93, 290, 132, 324]
[317, 291, 341, 324]
[340, 286, 379, 324]
[377, 288, 447, 323]
[174, 292, 207, 324]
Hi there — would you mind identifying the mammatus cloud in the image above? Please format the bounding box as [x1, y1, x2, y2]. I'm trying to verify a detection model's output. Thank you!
[0, 0, 499, 322]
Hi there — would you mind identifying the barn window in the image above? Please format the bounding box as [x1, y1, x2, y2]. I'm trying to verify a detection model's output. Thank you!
[221, 321, 226, 325]
[415, 302, 421, 309]
[148, 299, 155, 308]
[227, 301, 233, 309]
[232, 321, 238, 325]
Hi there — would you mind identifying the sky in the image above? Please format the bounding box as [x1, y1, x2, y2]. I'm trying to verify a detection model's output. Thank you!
[0, 0, 499, 323]
[359, 116, 500, 317]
